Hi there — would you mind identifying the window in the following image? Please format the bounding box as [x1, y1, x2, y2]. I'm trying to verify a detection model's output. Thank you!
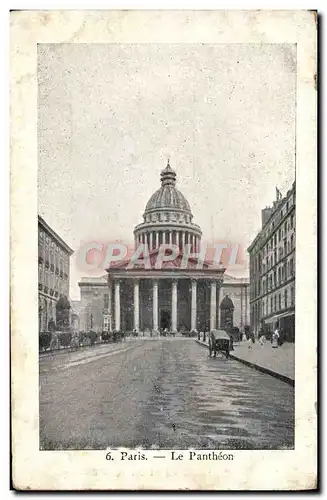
[284, 289, 288, 308]
[274, 295, 277, 310]
[104, 293, 109, 310]
[291, 214, 295, 228]
[291, 286, 295, 305]
[290, 258, 294, 275]
[291, 234, 294, 249]
[274, 249, 277, 264]
[278, 229, 281, 242]
[278, 293, 281, 310]
[271, 297, 273, 312]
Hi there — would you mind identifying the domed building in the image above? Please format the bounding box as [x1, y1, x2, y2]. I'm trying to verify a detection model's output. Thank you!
[78, 160, 250, 334]
[133, 160, 202, 253]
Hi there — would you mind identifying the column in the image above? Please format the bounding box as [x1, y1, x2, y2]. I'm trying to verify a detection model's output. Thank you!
[149, 232, 153, 251]
[176, 231, 180, 249]
[108, 279, 113, 331]
[133, 279, 139, 332]
[182, 231, 185, 249]
[152, 280, 158, 333]
[191, 279, 197, 332]
[169, 231, 172, 244]
[210, 280, 217, 331]
[171, 279, 178, 332]
[156, 232, 159, 249]
[216, 280, 221, 329]
[240, 285, 243, 331]
[114, 281, 120, 331]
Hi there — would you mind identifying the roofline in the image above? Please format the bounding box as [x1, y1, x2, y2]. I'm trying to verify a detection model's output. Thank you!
[247, 180, 296, 253]
[38, 215, 74, 255]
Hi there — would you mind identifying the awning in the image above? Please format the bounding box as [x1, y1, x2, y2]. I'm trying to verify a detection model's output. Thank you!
[264, 311, 295, 325]
[264, 315, 279, 325]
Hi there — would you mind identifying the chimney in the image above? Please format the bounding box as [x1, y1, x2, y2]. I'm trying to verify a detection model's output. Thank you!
[261, 207, 273, 227]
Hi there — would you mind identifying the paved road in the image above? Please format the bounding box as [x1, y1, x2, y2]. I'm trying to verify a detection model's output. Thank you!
[40, 338, 294, 450]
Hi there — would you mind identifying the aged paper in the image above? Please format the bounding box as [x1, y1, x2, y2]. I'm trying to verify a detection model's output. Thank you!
[11, 10, 317, 490]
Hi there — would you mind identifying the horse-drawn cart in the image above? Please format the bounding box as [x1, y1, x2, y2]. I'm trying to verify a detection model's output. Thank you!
[208, 329, 232, 358]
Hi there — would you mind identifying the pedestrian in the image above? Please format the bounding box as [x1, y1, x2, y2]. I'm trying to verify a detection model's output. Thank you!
[248, 332, 255, 349]
[272, 327, 280, 348]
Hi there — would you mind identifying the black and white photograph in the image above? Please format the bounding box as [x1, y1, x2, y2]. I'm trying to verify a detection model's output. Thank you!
[11, 10, 317, 491]
[38, 42, 296, 451]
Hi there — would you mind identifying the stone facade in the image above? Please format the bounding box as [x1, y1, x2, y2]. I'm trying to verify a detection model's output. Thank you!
[78, 161, 249, 335]
[247, 182, 296, 340]
[79, 273, 249, 334]
[38, 215, 74, 332]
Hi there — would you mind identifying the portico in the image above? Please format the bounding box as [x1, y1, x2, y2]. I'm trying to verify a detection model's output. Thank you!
[107, 256, 224, 334]
[109, 277, 224, 334]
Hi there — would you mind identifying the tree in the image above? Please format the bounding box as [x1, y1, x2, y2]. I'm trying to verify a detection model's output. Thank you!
[56, 295, 71, 331]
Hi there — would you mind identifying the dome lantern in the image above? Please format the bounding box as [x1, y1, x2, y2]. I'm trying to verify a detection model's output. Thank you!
[133, 159, 202, 251]
[160, 159, 177, 187]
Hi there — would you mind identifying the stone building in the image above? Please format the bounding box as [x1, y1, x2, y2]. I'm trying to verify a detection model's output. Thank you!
[38, 215, 74, 332]
[247, 182, 296, 340]
[79, 161, 249, 334]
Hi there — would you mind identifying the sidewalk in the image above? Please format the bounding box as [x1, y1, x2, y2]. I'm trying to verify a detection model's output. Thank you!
[195, 338, 295, 386]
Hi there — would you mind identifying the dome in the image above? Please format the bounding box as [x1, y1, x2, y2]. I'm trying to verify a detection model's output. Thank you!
[145, 187, 191, 213]
[145, 160, 191, 214]
[220, 296, 234, 310]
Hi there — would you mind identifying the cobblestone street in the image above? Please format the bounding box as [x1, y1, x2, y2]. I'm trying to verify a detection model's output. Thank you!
[40, 338, 294, 450]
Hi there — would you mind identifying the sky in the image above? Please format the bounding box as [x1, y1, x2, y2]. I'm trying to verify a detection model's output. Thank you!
[38, 43, 296, 300]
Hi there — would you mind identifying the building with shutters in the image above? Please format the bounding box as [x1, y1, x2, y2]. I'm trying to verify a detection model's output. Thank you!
[38, 215, 74, 332]
[247, 181, 296, 341]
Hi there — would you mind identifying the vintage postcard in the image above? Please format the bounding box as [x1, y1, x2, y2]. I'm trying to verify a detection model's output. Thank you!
[11, 10, 317, 490]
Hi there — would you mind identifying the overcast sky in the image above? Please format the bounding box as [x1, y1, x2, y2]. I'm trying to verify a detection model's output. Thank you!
[38, 43, 296, 300]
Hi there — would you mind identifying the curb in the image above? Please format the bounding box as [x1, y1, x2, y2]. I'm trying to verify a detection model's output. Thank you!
[195, 340, 294, 387]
